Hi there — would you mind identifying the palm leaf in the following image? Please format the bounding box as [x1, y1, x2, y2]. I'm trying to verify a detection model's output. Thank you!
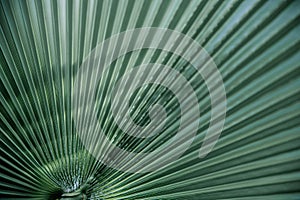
[1, 0, 300, 199]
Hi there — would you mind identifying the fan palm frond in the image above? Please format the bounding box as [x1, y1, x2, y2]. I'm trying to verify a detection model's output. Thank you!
[1, 0, 300, 199]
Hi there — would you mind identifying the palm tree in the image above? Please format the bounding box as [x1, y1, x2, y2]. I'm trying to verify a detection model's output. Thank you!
[1, 0, 300, 199]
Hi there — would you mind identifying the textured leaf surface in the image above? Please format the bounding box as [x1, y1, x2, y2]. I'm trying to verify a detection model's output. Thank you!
[0, 0, 300, 199]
